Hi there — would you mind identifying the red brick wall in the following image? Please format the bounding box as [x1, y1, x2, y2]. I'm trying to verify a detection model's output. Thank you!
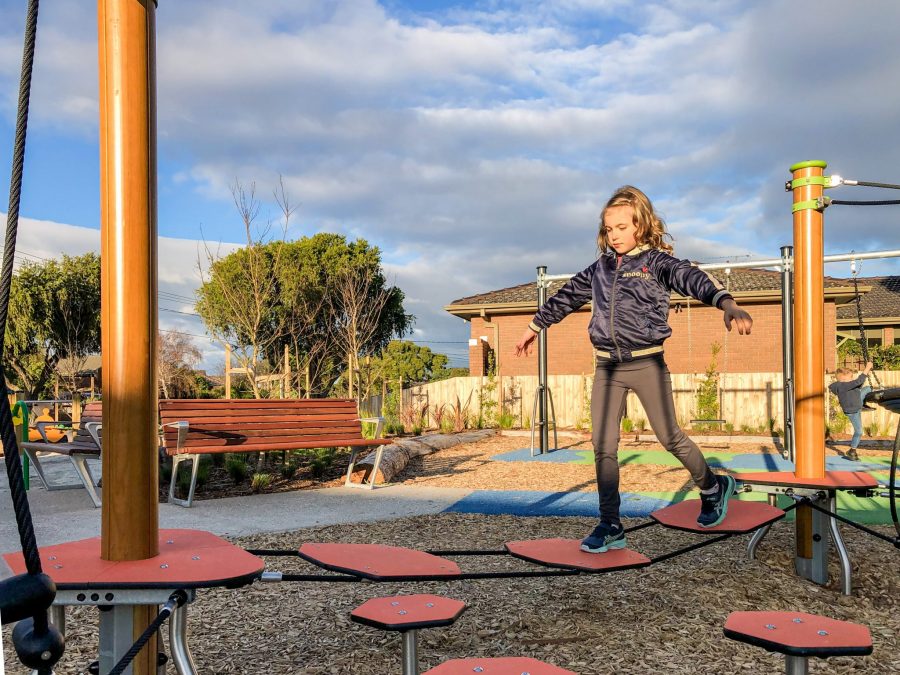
[467, 300, 839, 375]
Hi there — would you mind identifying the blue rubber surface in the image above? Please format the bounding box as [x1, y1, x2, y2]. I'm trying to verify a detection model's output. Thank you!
[491, 448, 591, 463]
[444, 489, 683, 518]
[726, 453, 886, 472]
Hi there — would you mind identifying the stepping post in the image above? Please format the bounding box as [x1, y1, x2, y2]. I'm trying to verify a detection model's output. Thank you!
[351, 594, 466, 675]
[724, 611, 872, 675]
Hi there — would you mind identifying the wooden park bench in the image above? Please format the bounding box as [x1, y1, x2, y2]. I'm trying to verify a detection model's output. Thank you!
[19, 401, 103, 508]
[159, 398, 390, 507]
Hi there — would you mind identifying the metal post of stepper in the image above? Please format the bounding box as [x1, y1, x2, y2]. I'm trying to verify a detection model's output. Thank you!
[827, 492, 853, 595]
[536, 266, 549, 455]
[794, 505, 830, 586]
[99, 605, 139, 675]
[169, 602, 199, 675]
[401, 630, 419, 675]
[747, 493, 778, 559]
[781, 245, 795, 462]
[785, 655, 809, 675]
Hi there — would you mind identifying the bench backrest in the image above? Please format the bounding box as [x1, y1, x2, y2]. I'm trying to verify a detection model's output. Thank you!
[159, 398, 367, 455]
[66, 401, 103, 453]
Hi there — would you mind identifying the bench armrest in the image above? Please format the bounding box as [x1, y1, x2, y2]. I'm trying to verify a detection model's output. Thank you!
[34, 421, 75, 443]
[161, 421, 190, 452]
[83, 422, 103, 448]
[359, 416, 384, 439]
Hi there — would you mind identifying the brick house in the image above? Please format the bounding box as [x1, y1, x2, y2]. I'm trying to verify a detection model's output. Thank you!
[446, 270, 900, 377]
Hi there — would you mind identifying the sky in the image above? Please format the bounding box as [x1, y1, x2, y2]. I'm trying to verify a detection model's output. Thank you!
[2, 0, 900, 371]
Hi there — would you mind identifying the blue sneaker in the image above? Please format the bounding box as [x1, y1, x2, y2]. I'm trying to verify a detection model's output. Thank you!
[697, 474, 737, 528]
[580, 522, 626, 553]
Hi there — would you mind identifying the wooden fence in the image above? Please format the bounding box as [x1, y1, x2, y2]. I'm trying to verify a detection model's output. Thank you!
[361, 371, 900, 435]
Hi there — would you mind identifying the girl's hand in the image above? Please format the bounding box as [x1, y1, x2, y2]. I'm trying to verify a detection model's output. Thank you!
[514, 327, 539, 356]
[721, 299, 753, 335]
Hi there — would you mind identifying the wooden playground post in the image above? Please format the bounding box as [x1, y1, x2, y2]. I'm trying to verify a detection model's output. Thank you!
[789, 160, 828, 579]
[99, 0, 159, 671]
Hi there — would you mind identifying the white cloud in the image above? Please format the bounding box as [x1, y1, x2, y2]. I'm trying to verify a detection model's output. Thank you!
[5, 0, 900, 365]
[0, 213, 241, 371]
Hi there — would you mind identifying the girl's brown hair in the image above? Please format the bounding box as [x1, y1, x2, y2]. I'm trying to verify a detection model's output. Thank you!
[597, 185, 673, 254]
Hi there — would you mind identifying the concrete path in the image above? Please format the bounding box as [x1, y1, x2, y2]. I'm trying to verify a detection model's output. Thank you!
[1, 455, 471, 558]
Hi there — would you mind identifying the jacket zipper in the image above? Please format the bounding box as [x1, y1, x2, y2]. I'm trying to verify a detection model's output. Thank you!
[610, 255, 623, 360]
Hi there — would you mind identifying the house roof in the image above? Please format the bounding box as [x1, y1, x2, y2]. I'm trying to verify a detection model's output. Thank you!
[835, 276, 900, 323]
[446, 268, 862, 317]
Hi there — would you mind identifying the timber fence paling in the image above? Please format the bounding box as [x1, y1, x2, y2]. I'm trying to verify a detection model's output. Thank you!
[357, 371, 900, 436]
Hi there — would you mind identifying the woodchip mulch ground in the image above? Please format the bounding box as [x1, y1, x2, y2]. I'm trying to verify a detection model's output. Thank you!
[4, 432, 898, 674]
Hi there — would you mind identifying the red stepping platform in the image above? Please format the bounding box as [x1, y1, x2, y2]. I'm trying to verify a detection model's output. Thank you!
[297, 543, 461, 580]
[724, 611, 873, 657]
[2, 529, 264, 590]
[424, 657, 576, 674]
[351, 594, 466, 631]
[504, 538, 650, 572]
[735, 471, 878, 490]
[651, 499, 785, 534]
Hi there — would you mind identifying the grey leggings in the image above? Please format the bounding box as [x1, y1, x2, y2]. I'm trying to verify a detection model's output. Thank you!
[591, 354, 716, 525]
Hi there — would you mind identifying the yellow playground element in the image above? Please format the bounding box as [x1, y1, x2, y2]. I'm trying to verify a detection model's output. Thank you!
[28, 407, 69, 443]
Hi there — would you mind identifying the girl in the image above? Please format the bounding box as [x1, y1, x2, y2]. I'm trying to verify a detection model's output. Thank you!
[514, 186, 753, 553]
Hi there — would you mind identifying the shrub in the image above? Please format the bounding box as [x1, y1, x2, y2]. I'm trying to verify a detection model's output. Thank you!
[694, 343, 721, 421]
[498, 412, 517, 430]
[280, 462, 298, 480]
[226, 457, 249, 484]
[307, 448, 335, 478]
[724, 422, 734, 433]
[251, 473, 273, 493]
[430, 403, 447, 431]
[440, 417, 454, 434]
[621, 417, 634, 433]
[634, 418, 646, 432]
[450, 392, 473, 433]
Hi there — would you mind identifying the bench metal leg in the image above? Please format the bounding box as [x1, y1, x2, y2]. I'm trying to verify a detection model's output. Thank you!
[827, 493, 853, 596]
[22, 446, 56, 490]
[345, 445, 385, 489]
[169, 454, 200, 508]
[71, 454, 102, 508]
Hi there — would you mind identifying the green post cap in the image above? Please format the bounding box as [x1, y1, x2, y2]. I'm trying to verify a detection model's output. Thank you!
[789, 160, 827, 172]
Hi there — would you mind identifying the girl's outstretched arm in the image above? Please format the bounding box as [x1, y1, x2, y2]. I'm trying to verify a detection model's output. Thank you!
[720, 298, 753, 334]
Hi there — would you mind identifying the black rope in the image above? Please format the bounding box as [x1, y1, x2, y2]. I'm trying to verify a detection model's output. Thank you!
[850, 272, 881, 387]
[853, 180, 900, 190]
[425, 549, 508, 556]
[244, 549, 300, 557]
[831, 199, 900, 206]
[890, 424, 899, 538]
[799, 498, 899, 548]
[3, 0, 41, 580]
[649, 533, 733, 565]
[107, 591, 186, 675]
[278, 574, 361, 582]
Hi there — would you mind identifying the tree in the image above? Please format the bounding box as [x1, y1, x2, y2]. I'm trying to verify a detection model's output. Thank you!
[158, 330, 203, 398]
[364, 340, 451, 396]
[4, 254, 101, 398]
[197, 202, 413, 398]
[196, 180, 292, 398]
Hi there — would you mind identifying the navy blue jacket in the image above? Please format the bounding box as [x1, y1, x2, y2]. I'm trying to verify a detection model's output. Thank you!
[530, 246, 732, 362]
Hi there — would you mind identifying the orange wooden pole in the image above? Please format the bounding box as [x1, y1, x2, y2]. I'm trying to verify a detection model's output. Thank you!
[790, 161, 826, 480]
[99, 0, 159, 669]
